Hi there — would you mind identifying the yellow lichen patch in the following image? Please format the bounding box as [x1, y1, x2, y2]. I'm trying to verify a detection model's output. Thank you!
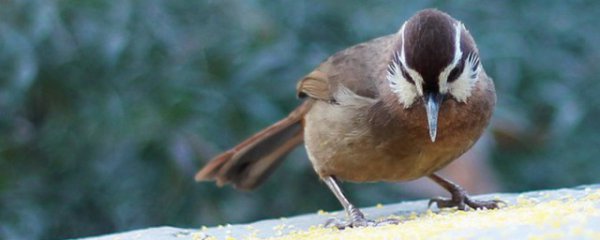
[266, 190, 600, 240]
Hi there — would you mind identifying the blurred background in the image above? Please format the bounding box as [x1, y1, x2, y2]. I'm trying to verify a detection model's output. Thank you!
[1, 0, 600, 239]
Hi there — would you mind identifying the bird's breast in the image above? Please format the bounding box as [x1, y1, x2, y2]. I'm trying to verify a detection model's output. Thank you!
[304, 91, 493, 182]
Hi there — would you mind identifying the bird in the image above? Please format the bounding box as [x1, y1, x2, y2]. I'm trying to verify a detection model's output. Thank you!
[195, 8, 500, 228]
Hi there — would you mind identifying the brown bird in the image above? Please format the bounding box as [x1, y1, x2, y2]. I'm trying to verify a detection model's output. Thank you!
[196, 9, 500, 228]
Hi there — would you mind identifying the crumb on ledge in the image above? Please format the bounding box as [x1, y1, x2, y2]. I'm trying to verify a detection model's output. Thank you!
[260, 189, 600, 240]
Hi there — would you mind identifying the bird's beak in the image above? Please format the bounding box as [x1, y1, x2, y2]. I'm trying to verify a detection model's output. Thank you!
[424, 92, 444, 142]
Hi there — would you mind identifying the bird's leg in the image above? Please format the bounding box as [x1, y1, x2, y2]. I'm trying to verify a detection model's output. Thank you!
[322, 176, 374, 229]
[428, 173, 503, 210]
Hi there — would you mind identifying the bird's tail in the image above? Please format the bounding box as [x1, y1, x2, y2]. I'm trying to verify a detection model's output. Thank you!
[195, 101, 313, 190]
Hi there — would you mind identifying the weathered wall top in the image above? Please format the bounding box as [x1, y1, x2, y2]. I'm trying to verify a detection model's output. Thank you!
[84, 184, 600, 240]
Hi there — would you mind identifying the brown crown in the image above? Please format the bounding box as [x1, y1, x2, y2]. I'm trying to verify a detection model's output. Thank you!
[399, 9, 478, 92]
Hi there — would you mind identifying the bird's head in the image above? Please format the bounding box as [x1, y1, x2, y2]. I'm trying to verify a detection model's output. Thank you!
[387, 9, 482, 142]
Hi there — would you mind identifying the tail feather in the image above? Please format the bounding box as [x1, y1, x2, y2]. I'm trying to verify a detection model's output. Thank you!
[195, 101, 312, 190]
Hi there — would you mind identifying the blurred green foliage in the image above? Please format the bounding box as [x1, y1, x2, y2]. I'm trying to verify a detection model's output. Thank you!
[1, 0, 600, 239]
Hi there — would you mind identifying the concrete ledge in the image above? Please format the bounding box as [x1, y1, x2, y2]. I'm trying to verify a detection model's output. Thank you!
[83, 184, 600, 240]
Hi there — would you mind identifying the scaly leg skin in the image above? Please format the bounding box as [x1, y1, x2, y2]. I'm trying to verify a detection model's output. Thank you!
[323, 176, 374, 229]
[322, 176, 400, 229]
[428, 173, 504, 210]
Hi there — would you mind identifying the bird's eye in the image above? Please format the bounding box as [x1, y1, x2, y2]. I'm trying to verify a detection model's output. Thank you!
[401, 65, 415, 84]
[447, 59, 465, 83]
[447, 67, 461, 82]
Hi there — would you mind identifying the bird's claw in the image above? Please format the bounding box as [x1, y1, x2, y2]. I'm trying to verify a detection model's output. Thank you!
[324, 205, 401, 229]
[324, 217, 401, 229]
[325, 205, 373, 229]
[428, 190, 505, 210]
[324, 217, 376, 229]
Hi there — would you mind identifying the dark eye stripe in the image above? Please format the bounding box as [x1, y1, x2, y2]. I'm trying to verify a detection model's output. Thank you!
[387, 64, 396, 76]
[447, 52, 480, 83]
[388, 51, 415, 85]
[447, 67, 460, 82]
[447, 61, 464, 82]
[400, 64, 415, 84]
[471, 57, 480, 72]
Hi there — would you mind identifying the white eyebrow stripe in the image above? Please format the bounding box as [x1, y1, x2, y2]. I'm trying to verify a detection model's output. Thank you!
[387, 22, 424, 108]
[398, 22, 424, 95]
[438, 22, 464, 94]
[451, 22, 463, 68]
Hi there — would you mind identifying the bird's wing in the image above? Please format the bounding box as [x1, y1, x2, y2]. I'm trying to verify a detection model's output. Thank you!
[297, 34, 397, 102]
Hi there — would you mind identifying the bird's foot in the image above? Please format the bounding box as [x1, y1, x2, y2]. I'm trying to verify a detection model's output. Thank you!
[324, 205, 402, 229]
[428, 187, 504, 210]
[325, 205, 373, 229]
[324, 217, 375, 229]
[324, 217, 401, 229]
